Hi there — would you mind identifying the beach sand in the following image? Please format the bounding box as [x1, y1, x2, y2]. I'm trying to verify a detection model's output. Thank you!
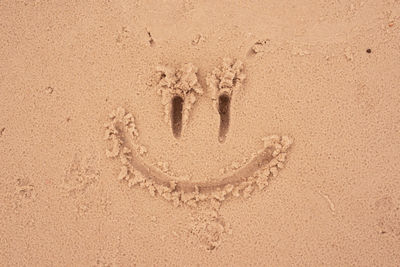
[1, 0, 400, 265]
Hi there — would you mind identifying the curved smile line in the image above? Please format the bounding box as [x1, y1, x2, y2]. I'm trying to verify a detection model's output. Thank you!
[105, 107, 293, 205]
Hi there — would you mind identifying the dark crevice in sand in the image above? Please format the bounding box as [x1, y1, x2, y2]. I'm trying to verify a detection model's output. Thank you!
[146, 28, 154, 46]
[218, 93, 231, 143]
[171, 95, 184, 138]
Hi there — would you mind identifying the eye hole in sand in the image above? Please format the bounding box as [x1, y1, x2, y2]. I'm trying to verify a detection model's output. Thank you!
[218, 93, 231, 143]
[155, 63, 203, 138]
[207, 58, 245, 142]
[171, 95, 184, 138]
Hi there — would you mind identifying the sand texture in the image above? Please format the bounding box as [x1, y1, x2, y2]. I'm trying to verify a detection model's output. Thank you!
[1, 0, 400, 266]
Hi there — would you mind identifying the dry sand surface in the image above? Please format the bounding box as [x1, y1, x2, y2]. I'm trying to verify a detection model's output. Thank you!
[1, 0, 400, 266]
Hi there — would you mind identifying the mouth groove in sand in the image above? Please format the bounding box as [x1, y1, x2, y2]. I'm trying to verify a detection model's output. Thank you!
[171, 95, 184, 138]
[121, 127, 273, 192]
[218, 93, 231, 143]
[105, 107, 293, 205]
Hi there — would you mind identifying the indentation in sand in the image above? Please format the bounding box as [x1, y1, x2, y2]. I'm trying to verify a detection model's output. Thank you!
[13, 176, 36, 212]
[207, 58, 245, 142]
[146, 27, 155, 47]
[191, 33, 205, 46]
[171, 95, 184, 138]
[250, 39, 271, 54]
[104, 107, 293, 206]
[218, 93, 231, 143]
[189, 208, 231, 250]
[61, 154, 100, 197]
[15, 177, 35, 201]
[155, 63, 203, 138]
[104, 107, 293, 249]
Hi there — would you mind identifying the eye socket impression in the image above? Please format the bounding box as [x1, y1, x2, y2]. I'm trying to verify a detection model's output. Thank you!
[206, 58, 245, 143]
[218, 93, 231, 143]
[171, 95, 184, 138]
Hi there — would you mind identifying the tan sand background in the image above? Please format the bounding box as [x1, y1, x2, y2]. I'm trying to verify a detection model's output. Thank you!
[1, 0, 400, 265]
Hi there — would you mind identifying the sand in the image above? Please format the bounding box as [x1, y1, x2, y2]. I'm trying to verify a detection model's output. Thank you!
[1, 0, 400, 266]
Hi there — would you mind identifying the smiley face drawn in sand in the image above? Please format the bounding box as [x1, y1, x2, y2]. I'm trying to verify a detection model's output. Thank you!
[104, 58, 293, 209]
